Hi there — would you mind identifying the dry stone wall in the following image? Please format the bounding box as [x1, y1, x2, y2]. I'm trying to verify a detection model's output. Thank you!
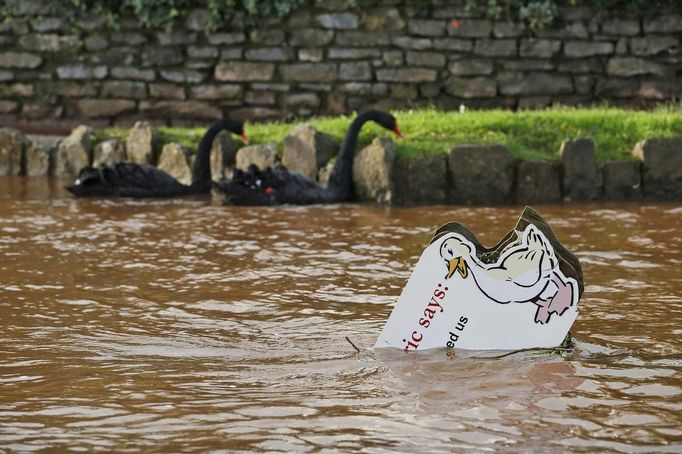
[0, 1, 681, 130]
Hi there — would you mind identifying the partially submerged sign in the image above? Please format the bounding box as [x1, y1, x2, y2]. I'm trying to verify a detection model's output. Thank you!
[375, 207, 583, 351]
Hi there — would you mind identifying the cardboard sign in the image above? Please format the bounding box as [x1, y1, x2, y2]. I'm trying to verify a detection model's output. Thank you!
[375, 224, 579, 351]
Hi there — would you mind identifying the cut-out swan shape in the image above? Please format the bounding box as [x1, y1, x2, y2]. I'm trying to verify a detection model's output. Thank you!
[439, 225, 576, 324]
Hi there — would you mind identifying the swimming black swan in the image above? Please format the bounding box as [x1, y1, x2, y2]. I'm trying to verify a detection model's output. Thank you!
[213, 110, 402, 205]
[67, 117, 247, 198]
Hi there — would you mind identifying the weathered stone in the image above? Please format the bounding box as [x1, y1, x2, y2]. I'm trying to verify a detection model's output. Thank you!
[110, 66, 155, 81]
[335, 31, 390, 46]
[0, 100, 18, 113]
[595, 79, 639, 97]
[251, 83, 290, 92]
[208, 32, 246, 46]
[0, 128, 29, 176]
[126, 121, 158, 165]
[149, 83, 185, 100]
[638, 81, 682, 99]
[0, 52, 42, 68]
[55, 125, 92, 177]
[235, 143, 277, 171]
[157, 143, 192, 185]
[0, 70, 13, 82]
[392, 155, 448, 205]
[406, 51, 445, 68]
[187, 46, 219, 59]
[251, 29, 286, 45]
[574, 76, 594, 94]
[0, 83, 33, 97]
[75, 99, 135, 117]
[210, 130, 239, 181]
[339, 61, 372, 81]
[448, 144, 515, 205]
[57, 64, 107, 80]
[515, 160, 561, 204]
[352, 137, 395, 203]
[140, 101, 221, 120]
[391, 37, 432, 50]
[493, 22, 523, 38]
[520, 39, 561, 58]
[408, 19, 445, 37]
[191, 84, 242, 100]
[215, 61, 275, 81]
[49, 82, 97, 97]
[288, 9, 311, 28]
[21, 103, 56, 119]
[616, 38, 628, 54]
[185, 9, 212, 31]
[31, 17, 64, 32]
[19, 33, 81, 52]
[25, 138, 54, 176]
[390, 84, 418, 99]
[157, 32, 196, 46]
[160, 69, 205, 84]
[328, 48, 381, 59]
[376, 68, 437, 83]
[564, 41, 614, 58]
[84, 35, 108, 51]
[601, 18, 640, 36]
[607, 57, 666, 77]
[503, 60, 556, 71]
[141, 47, 183, 66]
[245, 47, 294, 61]
[643, 15, 682, 33]
[560, 138, 602, 202]
[630, 37, 678, 56]
[445, 77, 497, 98]
[537, 22, 589, 39]
[230, 107, 281, 121]
[283, 93, 320, 108]
[281, 123, 337, 180]
[281, 63, 337, 82]
[474, 39, 517, 57]
[601, 160, 641, 201]
[632, 137, 682, 200]
[110, 32, 147, 46]
[101, 81, 146, 99]
[289, 29, 334, 47]
[498, 72, 573, 96]
[432, 38, 473, 52]
[448, 59, 493, 76]
[382, 51, 403, 67]
[316, 13, 358, 29]
[447, 19, 492, 38]
[556, 58, 602, 74]
[93, 138, 126, 167]
[245, 90, 276, 105]
[361, 7, 404, 31]
[298, 48, 323, 62]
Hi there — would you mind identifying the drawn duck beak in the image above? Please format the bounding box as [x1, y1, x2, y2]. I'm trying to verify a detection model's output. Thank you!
[446, 257, 468, 279]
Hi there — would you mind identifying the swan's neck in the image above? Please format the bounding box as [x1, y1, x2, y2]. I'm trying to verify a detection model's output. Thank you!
[327, 112, 372, 200]
[190, 121, 226, 191]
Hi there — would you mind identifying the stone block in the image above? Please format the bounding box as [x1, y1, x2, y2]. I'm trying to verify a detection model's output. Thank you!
[289, 29, 334, 46]
[335, 31, 390, 46]
[245, 91, 275, 105]
[55, 125, 92, 177]
[281, 63, 337, 82]
[448, 144, 515, 205]
[328, 48, 381, 59]
[282, 123, 337, 180]
[298, 48, 324, 62]
[156, 32, 197, 46]
[210, 130, 239, 181]
[376, 68, 437, 83]
[0, 101, 17, 113]
[191, 84, 242, 100]
[316, 13, 358, 30]
[157, 143, 192, 185]
[352, 137, 395, 203]
[643, 15, 682, 33]
[126, 121, 158, 165]
[630, 37, 678, 56]
[595, 79, 639, 97]
[149, 83, 186, 100]
[382, 51, 403, 67]
[448, 59, 493, 76]
[406, 51, 445, 68]
[447, 19, 492, 38]
[632, 137, 682, 200]
[215, 61, 275, 81]
[245, 47, 295, 61]
[110, 32, 147, 46]
[601, 160, 642, 201]
[445, 77, 496, 98]
[391, 37, 432, 50]
[111, 66, 155, 81]
[520, 39, 561, 58]
[432, 38, 473, 52]
[498, 72, 573, 96]
[564, 41, 614, 58]
[607, 57, 667, 77]
[601, 18, 640, 36]
[0, 83, 33, 97]
[0, 128, 29, 176]
[0, 70, 13, 82]
[93, 138, 126, 167]
[503, 60, 556, 71]
[31, 17, 64, 32]
[139, 101, 221, 120]
[19, 33, 81, 52]
[361, 7, 404, 31]
[559, 137, 602, 201]
[160, 69, 205, 84]
[474, 39, 517, 57]
[515, 160, 561, 204]
[235, 143, 277, 171]
[141, 47, 183, 66]
[283, 93, 320, 108]
[339, 61, 372, 81]
[101, 81, 147, 99]
[75, 99, 135, 117]
[25, 139, 54, 176]
[390, 84, 418, 99]
[208, 33, 246, 45]
[187, 46, 219, 59]
[57, 64, 107, 80]
[0, 52, 42, 68]
[392, 155, 448, 205]
[408, 19, 445, 37]
[185, 9, 212, 31]
[493, 22, 524, 38]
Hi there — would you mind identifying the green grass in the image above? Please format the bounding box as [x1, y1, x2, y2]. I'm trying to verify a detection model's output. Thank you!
[97, 105, 682, 163]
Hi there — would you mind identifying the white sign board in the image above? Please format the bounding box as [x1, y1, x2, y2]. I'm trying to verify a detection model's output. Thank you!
[375, 224, 579, 351]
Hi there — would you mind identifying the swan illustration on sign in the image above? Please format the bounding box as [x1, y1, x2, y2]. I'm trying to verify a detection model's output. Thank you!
[375, 222, 580, 351]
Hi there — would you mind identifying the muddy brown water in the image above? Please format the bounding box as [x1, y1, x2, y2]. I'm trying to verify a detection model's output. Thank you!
[0, 177, 681, 453]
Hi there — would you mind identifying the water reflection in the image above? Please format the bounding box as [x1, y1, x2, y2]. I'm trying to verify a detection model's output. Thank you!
[0, 176, 680, 452]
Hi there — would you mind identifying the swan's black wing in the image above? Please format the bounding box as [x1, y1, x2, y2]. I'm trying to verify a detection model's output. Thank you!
[269, 168, 335, 205]
[67, 162, 188, 198]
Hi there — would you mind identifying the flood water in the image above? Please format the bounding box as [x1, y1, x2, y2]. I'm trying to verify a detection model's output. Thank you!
[1, 177, 681, 453]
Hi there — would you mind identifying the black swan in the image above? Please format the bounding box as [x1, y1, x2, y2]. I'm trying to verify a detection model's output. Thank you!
[213, 110, 402, 205]
[66, 117, 247, 198]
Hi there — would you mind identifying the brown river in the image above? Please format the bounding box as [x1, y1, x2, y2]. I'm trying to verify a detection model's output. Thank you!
[1, 177, 681, 453]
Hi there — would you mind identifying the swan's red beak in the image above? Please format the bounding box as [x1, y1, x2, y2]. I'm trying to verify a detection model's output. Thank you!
[239, 131, 249, 144]
[393, 125, 403, 139]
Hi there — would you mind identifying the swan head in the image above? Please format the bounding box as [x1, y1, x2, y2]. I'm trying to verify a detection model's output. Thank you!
[362, 110, 403, 139]
[439, 237, 473, 279]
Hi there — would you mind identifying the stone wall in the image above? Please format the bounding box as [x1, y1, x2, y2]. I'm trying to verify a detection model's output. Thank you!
[1, 1, 681, 131]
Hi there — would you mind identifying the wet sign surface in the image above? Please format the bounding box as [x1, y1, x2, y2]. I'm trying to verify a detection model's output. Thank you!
[375, 224, 580, 351]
